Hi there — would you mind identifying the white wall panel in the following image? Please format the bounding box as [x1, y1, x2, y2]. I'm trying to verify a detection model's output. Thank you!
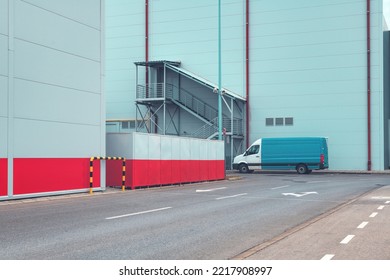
[106, 133, 225, 162]
[216, 141, 224, 160]
[0, 34, 7, 77]
[13, 119, 101, 158]
[0, 76, 7, 117]
[133, 133, 149, 159]
[180, 138, 191, 160]
[161, 136, 172, 160]
[199, 139, 208, 160]
[15, 1, 100, 62]
[0, 117, 7, 157]
[148, 134, 160, 160]
[22, 0, 101, 30]
[171, 137, 181, 160]
[106, 133, 133, 158]
[14, 79, 100, 125]
[208, 141, 217, 161]
[14, 40, 100, 93]
[190, 138, 200, 160]
[0, 0, 7, 36]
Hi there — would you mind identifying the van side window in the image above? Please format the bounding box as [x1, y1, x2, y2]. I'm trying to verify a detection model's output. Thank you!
[247, 145, 260, 155]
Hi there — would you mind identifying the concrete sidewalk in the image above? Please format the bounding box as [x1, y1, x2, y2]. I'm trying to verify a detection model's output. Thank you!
[237, 185, 390, 260]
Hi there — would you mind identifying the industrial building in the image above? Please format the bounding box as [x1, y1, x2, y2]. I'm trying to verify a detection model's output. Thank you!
[106, 0, 390, 171]
[0, 0, 105, 200]
[1, 0, 390, 200]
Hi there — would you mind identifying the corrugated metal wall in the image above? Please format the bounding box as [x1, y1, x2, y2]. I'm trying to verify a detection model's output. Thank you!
[0, 0, 105, 199]
[105, 0, 386, 171]
[249, 0, 384, 170]
[106, 133, 225, 189]
[0, 0, 9, 197]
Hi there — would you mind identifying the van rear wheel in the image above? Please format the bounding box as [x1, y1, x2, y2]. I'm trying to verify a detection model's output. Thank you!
[296, 164, 308, 174]
[239, 163, 249, 173]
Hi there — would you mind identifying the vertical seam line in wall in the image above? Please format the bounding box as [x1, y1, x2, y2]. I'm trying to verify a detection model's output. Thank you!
[366, 0, 371, 171]
[245, 0, 250, 148]
[145, 0, 149, 96]
[100, 0, 106, 189]
[7, 0, 15, 197]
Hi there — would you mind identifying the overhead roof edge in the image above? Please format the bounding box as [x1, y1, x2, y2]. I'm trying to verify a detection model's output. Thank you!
[133, 60, 246, 102]
[134, 60, 181, 67]
[164, 63, 246, 102]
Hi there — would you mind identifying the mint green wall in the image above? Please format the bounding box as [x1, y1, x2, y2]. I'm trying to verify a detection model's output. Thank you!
[106, 0, 144, 120]
[249, 0, 384, 170]
[106, 0, 386, 170]
[105, 0, 245, 120]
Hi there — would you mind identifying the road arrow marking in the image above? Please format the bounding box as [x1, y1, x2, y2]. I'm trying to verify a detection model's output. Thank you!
[196, 187, 227, 193]
[282, 191, 318, 197]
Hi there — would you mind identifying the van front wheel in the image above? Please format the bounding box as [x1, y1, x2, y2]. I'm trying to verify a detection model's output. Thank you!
[296, 164, 308, 174]
[239, 163, 249, 173]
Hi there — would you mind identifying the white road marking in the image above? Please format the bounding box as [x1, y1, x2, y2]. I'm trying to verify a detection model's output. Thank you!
[271, 185, 290, 190]
[386, 201, 390, 204]
[377, 205, 385, 210]
[340, 235, 355, 244]
[321, 254, 335, 260]
[370, 212, 378, 218]
[307, 180, 329, 184]
[357, 221, 369, 229]
[282, 191, 318, 197]
[216, 193, 248, 200]
[371, 196, 390, 200]
[196, 187, 227, 193]
[369, 212, 378, 218]
[105, 207, 172, 220]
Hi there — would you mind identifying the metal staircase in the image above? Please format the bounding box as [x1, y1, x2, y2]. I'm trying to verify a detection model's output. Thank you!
[166, 84, 218, 125]
[134, 61, 246, 169]
[135, 81, 244, 139]
[164, 84, 243, 139]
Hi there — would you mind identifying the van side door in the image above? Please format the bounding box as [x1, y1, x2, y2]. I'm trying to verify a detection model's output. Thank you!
[244, 144, 261, 170]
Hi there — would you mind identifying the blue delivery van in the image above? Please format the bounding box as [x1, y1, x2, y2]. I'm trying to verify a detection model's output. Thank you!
[232, 137, 329, 174]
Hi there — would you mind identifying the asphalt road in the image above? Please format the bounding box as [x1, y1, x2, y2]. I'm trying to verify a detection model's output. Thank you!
[0, 172, 389, 260]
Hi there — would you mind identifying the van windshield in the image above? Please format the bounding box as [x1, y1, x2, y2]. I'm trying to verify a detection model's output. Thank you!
[246, 145, 260, 155]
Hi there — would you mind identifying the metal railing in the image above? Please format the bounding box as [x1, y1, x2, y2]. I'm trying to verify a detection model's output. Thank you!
[136, 83, 164, 99]
[136, 82, 244, 139]
[190, 117, 244, 139]
[190, 118, 219, 139]
[166, 84, 218, 122]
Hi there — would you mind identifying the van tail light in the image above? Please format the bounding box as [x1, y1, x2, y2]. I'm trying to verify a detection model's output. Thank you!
[320, 154, 324, 164]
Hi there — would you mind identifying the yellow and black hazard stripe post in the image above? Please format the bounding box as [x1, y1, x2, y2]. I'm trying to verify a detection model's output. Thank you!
[89, 156, 126, 194]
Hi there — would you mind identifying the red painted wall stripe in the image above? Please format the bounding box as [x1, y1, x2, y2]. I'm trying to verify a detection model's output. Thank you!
[106, 159, 132, 187]
[0, 158, 7, 196]
[13, 158, 100, 195]
[106, 159, 225, 189]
